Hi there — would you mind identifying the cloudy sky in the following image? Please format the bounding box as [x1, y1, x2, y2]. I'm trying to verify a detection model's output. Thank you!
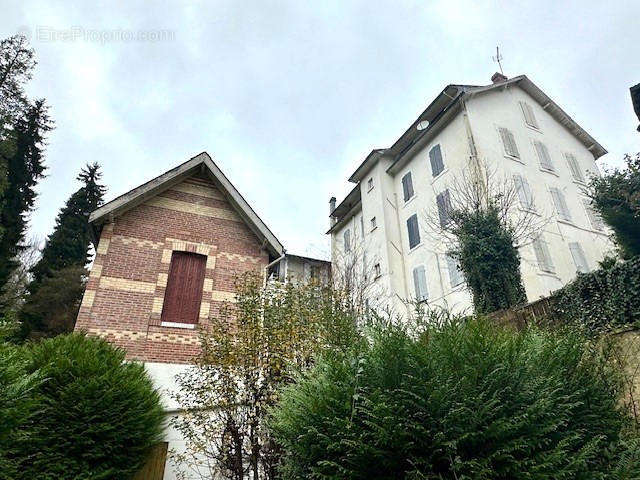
[4, 1, 639, 258]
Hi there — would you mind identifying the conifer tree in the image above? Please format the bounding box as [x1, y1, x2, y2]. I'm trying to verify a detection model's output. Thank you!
[22, 163, 105, 335]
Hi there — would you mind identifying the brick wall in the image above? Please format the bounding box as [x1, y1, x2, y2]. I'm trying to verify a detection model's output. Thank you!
[75, 174, 269, 364]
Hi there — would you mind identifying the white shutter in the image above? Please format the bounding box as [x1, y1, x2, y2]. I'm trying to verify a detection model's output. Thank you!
[582, 199, 604, 230]
[343, 229, 351, 252]
[513, 174, 535, 210]
[446, 254, 464, 287]
[520, 101, 539, 128]
[568, 242, 589, 273]
[412, 265, 428, 302]
[535, 141, 554, 171]
[533, 237, 555, 273]
[500, 127, 519, 158]
[565, 153, 585, 183]
[550, 188, 571, 221]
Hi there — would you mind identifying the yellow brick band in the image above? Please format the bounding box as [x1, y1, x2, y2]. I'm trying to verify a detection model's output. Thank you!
[206, 255, 217, 270]
[88, 328, 146, 341]
[152, 297, 164, 314]
[89, 264, 103, 278]
[203, 278, 213, 292]
[80, 290, 96, 309]
[211, 290, 236, 303]
[170, 182, 224, 200]
[99, 276, 156, 294]
[146, 196, 238, 222]
[114, 235, 164, 250]
[217, 252, 263, 264]
[161, 249, 172, 263]
[157, 273, 168, 287]
[199, 301, 210, 318]
[96, 237, 110, 255]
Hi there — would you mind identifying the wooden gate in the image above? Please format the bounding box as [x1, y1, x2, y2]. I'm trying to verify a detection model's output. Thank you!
[133, 442, 168, 480]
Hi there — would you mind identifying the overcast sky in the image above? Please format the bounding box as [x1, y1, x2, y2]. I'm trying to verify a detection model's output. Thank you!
[4, 1, 639, 259]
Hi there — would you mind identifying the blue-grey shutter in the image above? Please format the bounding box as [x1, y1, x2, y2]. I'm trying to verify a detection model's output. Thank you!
[499, 128, 519, 158]
[402, 172, 414, 202]
[429, 144, 445, 177]
[412, 265, 428, 302]
[565, 153, 585, 183]
[407, 214, 420, 249]
[436, 190, 451, 227]
[535, 141, 554, 171]
[446, 254, 464, 287]
[550, 187, 571, 221]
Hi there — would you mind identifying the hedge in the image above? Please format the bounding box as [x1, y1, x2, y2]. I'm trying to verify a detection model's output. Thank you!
[552, 256, 640, 332]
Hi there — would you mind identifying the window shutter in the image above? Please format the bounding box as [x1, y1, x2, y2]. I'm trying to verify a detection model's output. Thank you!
[500, 127, 519, 158]
[533, 237, 555, 273]
[535, 141, 554, 171]
[429, 144, 444, 177]
[407, 214, 420, 249]
[360, 216, 365, 238]
[402, 172, 414, 201]
[582, 199, 604, 230]
[513, 174, 535, 210]
[343, 229, 351, 252]
[550, 187, 571, 221]
[520, 101, 539, 128]
[413, 265, 428, 302]
[436, 190, 452, 227]
[568, 242, 589, 273]
[161, 251, 207, 325]
[565, 153, 585, 183]
[446, 254, 464, 287]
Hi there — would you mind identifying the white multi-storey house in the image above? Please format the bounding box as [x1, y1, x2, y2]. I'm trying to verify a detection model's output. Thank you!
[328, 73, 612, 316]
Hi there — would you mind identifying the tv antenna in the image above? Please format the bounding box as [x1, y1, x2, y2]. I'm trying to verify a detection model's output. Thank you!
[492, 46, 504, 75]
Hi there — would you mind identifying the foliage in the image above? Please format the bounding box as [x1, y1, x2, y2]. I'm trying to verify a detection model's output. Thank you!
[552, 256, 640, 332]
[0, 99, 51, 306]
[0, 34, 36, 122]
[0, 341, 42, 479]
[21, 163, 105, 335]
[450, 205, 527, 313]
[589, 153, 640, 259]
[8, 333, 165, 480]
[170, 274, 360, 480]
[270, 317, 639, 479]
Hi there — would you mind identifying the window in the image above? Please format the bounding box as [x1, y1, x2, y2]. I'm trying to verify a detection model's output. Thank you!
[374, 263, 381, 278]
[499, 127, 519, 158]
[446, 254, 464, 288]
[533, 237, 555, 273]
[406, 214, 420, 249]
[343, 229, 351, 252]
[412, 265, 428, 302]
[402, 172, 414, 202]
[436, 189, 452, 227]
[513, 174, 535, 211]
[370, 216, 377, 230]
[568, 242, 589, 273]
[565, 153, 585, 183]
[582, 199, 604, 231]
[520, 101, 539, 129]
[161, 251, 207, 325]
[367, 177, 374, 190]
[534, 141, 555, 172]
[360, 215, 365, 239]
[429, 144, 445, 177]
[550, 187, 571, 222]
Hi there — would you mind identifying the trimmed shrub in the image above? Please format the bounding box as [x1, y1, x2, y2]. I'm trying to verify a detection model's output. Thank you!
[270, 319, 638, 479]
[552, 256, 640, 332]
[12, 333, 165, 480]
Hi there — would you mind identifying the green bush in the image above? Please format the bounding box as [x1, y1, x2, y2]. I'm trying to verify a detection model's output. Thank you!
[270, 319, 639, 479]
[10, 333, 165, 480]
[552, 256, 640, 332]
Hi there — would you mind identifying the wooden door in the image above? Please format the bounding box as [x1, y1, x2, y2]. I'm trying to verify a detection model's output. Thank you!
[161, 251, 207, 325]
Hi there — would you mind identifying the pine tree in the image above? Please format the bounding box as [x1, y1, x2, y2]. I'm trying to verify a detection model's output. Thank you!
[0, 100, 51, 304]
[22, 163, 105, 335]
[0, 35, 50, 309]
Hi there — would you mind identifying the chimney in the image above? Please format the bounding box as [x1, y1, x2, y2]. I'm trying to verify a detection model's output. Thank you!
[491, 72, 508, 84]
[329, 197, 337, 227]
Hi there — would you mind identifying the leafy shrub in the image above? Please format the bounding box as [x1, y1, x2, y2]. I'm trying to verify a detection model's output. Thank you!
[12, 333, 165, 480]
[270, 318, 638, 479]
[552, 256, 640, 332]
[0, 342, 42, 479]
[589, 153, 640, 259]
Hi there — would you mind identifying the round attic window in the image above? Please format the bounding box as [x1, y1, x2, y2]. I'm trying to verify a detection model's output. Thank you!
[416, 120, 429, 131]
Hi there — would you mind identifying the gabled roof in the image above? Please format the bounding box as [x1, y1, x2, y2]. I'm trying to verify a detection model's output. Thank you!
[348, 75, 607, 181]
[89, 152, 284, 257]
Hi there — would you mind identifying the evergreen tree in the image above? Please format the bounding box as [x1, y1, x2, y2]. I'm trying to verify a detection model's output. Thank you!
[22, 163, 105, 335]
[0, 35, 50, 309]
[0, 100, 51, 304]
